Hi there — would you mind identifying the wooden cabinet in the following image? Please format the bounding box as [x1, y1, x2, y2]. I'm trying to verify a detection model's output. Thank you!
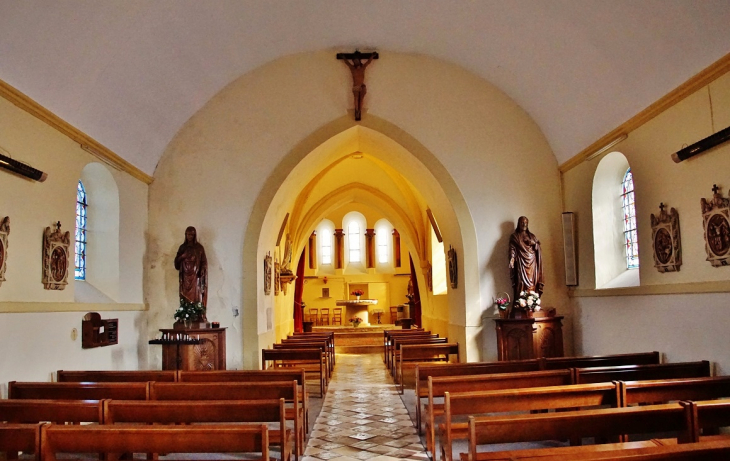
[159, 328, 226, 371]
[495, 316, 563, 361]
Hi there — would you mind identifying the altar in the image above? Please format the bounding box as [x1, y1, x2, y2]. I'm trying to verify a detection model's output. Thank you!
[336, 299, 378, 324]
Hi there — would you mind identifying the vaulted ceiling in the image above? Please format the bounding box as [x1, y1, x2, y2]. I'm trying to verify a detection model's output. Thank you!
[1, 1, 729, 176]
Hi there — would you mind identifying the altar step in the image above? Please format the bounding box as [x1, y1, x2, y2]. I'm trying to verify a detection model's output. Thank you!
[312, 325, 395, 354]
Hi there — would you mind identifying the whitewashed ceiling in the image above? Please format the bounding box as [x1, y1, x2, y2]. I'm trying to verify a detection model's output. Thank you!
[1, 1, 729, 175]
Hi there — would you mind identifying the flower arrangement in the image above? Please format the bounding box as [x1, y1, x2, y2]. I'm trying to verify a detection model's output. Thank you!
[351, 289, 364, 297]
[349, 316, 363, 326]
[516, 290, 541, 312]
[494, 293, 511, 311]
[175, 297, 205, 322]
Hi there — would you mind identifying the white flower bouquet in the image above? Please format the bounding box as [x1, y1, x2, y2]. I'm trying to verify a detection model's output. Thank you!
[516, 290, 541, 312]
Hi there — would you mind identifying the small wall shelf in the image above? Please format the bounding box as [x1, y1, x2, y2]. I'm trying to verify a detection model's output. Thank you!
[82, 312, 118, 349]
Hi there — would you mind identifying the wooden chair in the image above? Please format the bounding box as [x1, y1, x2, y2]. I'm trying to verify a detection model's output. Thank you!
[319, 308, 330, 326]
[306, 308, 318, 325]
[332, 308, 342, 325]
[390, 306, 398, 324]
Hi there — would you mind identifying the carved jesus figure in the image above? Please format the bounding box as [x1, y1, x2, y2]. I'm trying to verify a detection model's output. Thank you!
[342, 51, 375, 121]
[509, 216, 544, 310]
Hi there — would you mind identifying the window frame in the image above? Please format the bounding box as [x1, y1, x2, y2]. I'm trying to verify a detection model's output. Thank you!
[75, 180, 88, 280]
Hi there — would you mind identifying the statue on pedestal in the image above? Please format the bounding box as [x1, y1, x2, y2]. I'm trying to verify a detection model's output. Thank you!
[174, 226, 208, 322]
[509, 216, 544, 316]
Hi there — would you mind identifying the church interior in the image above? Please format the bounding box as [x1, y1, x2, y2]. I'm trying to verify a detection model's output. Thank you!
[2, 2, 730, 459]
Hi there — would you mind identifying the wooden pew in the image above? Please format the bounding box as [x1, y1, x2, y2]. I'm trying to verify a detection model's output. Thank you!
[148, 380, 303, 457]
[464, 403, 693, 461]
[275, 341, 332, 380]
[541, 351, 661, 370]
[56, 370, 177, 382]
[413, 360, 541, 434]
[387, 332, 436, 369]
[424, 369, 573, 459]
[0, 399, 103, 424]
[8, 382, 149, 400]
[574, 361, 711, 384]
[500, 439, 730, 460]
[104, 398, 293, 461]
[622, 376, 730, 407]
[680, 399, 730, 444]
[390, 336, 447, 377]
[262, 348, 327, 397]
[398, 343, 459, 393]
[287, 333, 335, 371]
[437, 382, 619, 461]
[178, 368, 310, 432]
[383, 329, 427, 365]
[0, 423, 42, 461]
[40, 423, 271, 461]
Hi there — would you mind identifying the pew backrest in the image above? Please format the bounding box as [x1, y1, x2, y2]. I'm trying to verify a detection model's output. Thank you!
[574, 361, 711, 384]
[56, 370, 177, 382]
[0, 423, 43, 461]
[622, 376, 730, 406]
[8, 382, 150, 400]
[542, 351, 661, 370]
[0, 399, 103, 424]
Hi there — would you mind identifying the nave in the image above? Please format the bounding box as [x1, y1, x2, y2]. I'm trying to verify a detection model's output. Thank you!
[304, 354, 427, 461]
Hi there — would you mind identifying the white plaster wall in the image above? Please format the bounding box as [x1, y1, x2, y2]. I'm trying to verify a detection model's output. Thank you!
[148, 50, 567, 367]
[574, 293, 730, 375]
[0, 310, 147, 395]
[0, 95, 148, 385]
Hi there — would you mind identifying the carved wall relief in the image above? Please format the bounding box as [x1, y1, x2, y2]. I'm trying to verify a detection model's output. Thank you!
[448, 245, 458, 289]
[42, 221, 71, 290]
[650, 203, 682, 272]
[701, 185, 730, 267]
[0, 216, 8, 287]
[264, 252, 272, 295]
[274, 260, 281, 296]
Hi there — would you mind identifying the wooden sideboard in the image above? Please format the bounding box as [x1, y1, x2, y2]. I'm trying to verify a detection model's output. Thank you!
[494, 316, 564, 361]
[159, 327, 226, 371]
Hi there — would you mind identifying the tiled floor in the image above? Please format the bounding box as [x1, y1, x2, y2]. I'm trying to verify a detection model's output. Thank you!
[303, 353, 427, 461]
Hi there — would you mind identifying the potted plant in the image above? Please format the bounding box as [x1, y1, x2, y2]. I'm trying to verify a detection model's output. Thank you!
[515, 290, 541, 318]
[351, 289, 364, 301]
[494, 293, 511, 319]
[349, 316, 363, 327]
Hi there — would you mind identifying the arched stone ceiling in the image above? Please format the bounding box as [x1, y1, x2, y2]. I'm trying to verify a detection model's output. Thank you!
[1, 1, 729, 174]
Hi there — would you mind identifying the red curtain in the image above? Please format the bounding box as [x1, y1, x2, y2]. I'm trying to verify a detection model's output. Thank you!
[409, 255, 422, 327]
[293, 248, 306, 332]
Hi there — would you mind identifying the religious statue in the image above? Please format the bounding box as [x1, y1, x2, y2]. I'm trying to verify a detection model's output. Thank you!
[338, 51, 378, 121]
[174, 226, 208, 319]
[509, 216, 544, 313]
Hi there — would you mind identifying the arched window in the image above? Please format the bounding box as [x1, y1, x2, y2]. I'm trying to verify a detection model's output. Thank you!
[592, 152, 640, 289]
[74, 180, 88, 280]
[374, 219, 394, 272]
[316, 219, 335, 270]
[622, 168, 639, 269]
[348, 221, 361, 263]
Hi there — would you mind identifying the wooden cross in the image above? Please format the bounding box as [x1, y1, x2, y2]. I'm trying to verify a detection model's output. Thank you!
[337, 51, 379, 121]
[713, 184, 720, 195]
[659, 202, 665, 213]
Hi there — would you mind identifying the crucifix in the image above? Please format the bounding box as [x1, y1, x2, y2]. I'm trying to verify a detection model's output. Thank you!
[337, 51, 379, 121]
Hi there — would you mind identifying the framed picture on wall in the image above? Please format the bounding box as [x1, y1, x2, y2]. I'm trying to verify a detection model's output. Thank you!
[322, 288, 330, 298]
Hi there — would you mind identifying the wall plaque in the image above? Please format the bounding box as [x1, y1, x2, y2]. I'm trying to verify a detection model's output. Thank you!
[650, 203, 681, 272]
[448, 245, 458, 289]
[42, 221, 71, 290]
[701, 185, 730, 267]
[0, 216, 8, 287]
[264, 252, 272, 295]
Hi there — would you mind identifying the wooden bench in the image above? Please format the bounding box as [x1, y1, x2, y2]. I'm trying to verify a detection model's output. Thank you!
[541, 351, 661, 370]
[178, 368, 310, 431]
[262, 348, 327, 397]
[398, 342, 459, 393]
[574, 361, 711, 384]
[464, 403, 692, 461]
[8, 381, 149, 400]
[437, 382, 619, 461]
[56, 370, 177, 382]
[149, 380, 303, 457]
[622, 376, 730, 407]
[104, 398, 293, 461]
[275, 341, 332, 380]
[40, 423, 271, 461]
[383, 329, 427, 365]
[0, 399, 103, 425]
[390, 336, 447, 377]
[0, 423, 42, 461]
[287, 333, 335, 372]
[414, 360, 542, 434]
[424, 369, 573, 459]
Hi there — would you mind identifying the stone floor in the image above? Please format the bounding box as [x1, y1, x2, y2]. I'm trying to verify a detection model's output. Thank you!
[303, 353, 428, 461]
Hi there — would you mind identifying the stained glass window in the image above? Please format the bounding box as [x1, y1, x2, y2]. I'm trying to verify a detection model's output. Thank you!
[75, 181, 88, 279]
[321, 231, 332, 265]
[621, 168, 639, 269]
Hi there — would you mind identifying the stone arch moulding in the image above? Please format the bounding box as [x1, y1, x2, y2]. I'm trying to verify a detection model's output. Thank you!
[241, 114, 480, 368]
